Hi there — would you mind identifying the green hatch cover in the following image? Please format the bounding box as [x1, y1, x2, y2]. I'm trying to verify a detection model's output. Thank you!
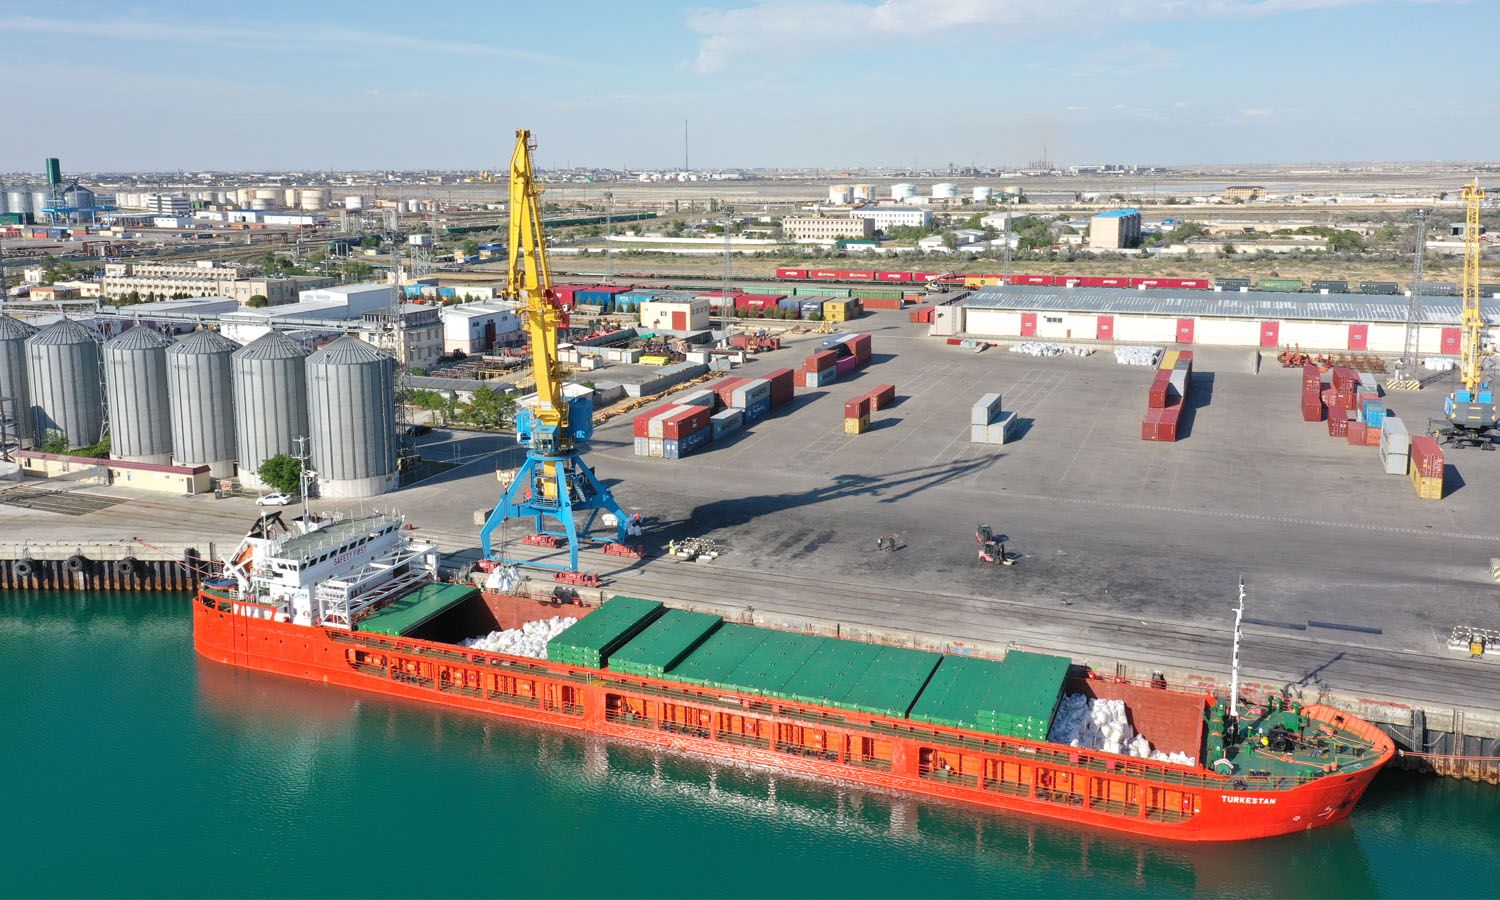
[357, 583, 478, 637]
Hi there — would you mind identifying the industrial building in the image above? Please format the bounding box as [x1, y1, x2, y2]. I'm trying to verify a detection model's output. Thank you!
[145, 193, 192, 216]
[639, 297, 710, 333]
[1223, 185, 1267, 201]
[439, 301, 523, 355]
[100, 261, 334, 305]
[945, 285, 1499, 354]
[306, 336, 398, 499]
[363, 303, 443, 370]
[782, 216, 874, 242]
[1089, 209, 1142, 249]
[16, 451, 214, 495]
[218, 283, 396, 343]
[850, 206, 933, 232]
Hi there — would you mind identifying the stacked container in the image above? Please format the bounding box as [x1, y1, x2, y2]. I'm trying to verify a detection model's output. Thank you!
[1300, 364, 1324, 422]
[1410, 436, 1445, 500]
[801, 350, 838, 387]
[764, 368, 795, 408]
[1379, 417, 1410, 475]
[730, 378, 771, 423]
[710, 408, 744, 440]
[970, 392, 1018, 444]
[1142, 350, 1192, 442]
[662, 406, 712, 459]
[844, 395, 871, 434]
[822, 298, 861, 323]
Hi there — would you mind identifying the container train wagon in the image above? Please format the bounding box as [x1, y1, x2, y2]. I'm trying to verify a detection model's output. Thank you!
[772, 268, 1479, 296]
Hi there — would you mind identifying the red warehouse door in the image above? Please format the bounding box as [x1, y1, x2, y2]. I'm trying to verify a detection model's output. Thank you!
[672, 311, 687, 330]
[1259, 321, 1279, 347]
[1348, 324, 1368, 351]
[1096, 315, 1114, 340]
[1441, 327, 1462, 354]
[1020, 312, 1037, 337]
[1176, 318, 1195, 344]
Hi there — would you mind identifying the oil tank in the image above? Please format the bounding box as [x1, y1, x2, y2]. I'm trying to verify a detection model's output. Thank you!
[0, 315, 38, 446]
[282, 188, 300, 207]
[931, 182, 957, 199]
[103, 326, 172, 464]
[166, 329, 239, 478]
[973, 186, 994, 202]
[25, 319, 103, 448]
[306, 336, 396, 498]
[299, 188, 330, 211]
[891, 183, 915, 201]
[235, 188, 255, 207]
[232, 332, 309, 490]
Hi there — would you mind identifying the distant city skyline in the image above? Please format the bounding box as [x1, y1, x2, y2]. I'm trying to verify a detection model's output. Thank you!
[1, 0, 1493, 173]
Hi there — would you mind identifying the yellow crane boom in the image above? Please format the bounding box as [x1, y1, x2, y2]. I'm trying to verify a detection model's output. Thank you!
[508, 128, 569, 452]
[1460, 179, 1487, 393]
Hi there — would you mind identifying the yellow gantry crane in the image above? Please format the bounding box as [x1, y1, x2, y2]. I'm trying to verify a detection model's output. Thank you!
[1442, 179, 1498, 444]
[478, 129, 633, 572]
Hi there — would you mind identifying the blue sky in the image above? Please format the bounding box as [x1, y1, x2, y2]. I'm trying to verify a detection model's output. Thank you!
[0, 0, 1493, 173]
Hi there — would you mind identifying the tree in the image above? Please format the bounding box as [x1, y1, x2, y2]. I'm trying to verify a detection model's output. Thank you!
[342, 260, 374, 282]
[38, 431, 69, 454]
[1221, 243, 1237, 256]
[359, 235, 381, 250]
[461, 239, 480, 258]
[462, 387, 516, 428]
[408, 388, 450, 424]
[246, 294, 269, 308]
[257, 454, 303, 495]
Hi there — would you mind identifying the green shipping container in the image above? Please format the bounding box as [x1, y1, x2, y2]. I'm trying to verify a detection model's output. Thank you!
[608, 609, 723, 678]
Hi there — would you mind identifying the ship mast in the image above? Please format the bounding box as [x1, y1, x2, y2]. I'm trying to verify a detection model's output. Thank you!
[1229, 577, 1246, 721]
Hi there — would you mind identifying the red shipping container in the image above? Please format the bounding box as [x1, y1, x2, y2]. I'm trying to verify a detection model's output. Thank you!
[805, 350, 838, 372]
[811, 269, 840, 280]
[1140, 408, 1163, 441]
[709, 377, 748, 409]
[1348, 421, 1367, 445]
[869, 384, 896, 410]
[835, 355, 859, 377]
[850, 333, 872, 360]
[1365, 426, 1382, 447]
[763, 368, 794, 407]
[1302, 364, 1321, 386]
[776, 268, 808, 279]
[1301, 401, 1324, 422]
[862, 297, 903, 310]
[634, 405, 672, 437]
[877, 271, 912, 282]
[1328, 411, 1349, 437]
[844, 396, 872, 418]
[1159, 405, 1181, 441]
[1410, 436, 1444, 477]
[662, 406, 711, 441]
[840, 270, 875, 281]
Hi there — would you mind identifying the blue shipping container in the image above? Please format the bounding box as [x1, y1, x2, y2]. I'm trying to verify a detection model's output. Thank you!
[663, 426, 712, 459]
[742, 396, 771, 423]
[438, 286, 457, 298]
[1363, 400, 1385, 427]
[710, 409, 744, 440]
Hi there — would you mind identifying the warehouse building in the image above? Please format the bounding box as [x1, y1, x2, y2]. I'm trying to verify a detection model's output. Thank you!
[850, 206, 933, 232]
[783, 216, 874, 241]
[1089, 209, 1142, 249]
[946, 285, 1500, 355]
[439, 301, 523, 355]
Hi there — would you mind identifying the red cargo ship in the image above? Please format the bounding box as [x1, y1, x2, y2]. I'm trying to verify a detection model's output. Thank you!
[194, 513, 1394, 843]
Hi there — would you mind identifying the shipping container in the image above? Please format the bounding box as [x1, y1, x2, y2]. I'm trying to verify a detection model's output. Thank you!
[1410, 435, 1444, 478]
[869, 384, 896, 410]
[764, 368, 795, 407]
[708, 377, 748, 409]
[741, 396, 771, 423]
[776, 268, 809, 280]
[663, 426, 712, 459]
[877, 271, 913, 282]
[844, 396, 872, 419]
[835, 355, 859, 377]
[662, 406, 711, 440]
[730, 379, 771, 410]
[844, 415, 870, 435]
[710, 408, 744, 439]
[547, 596, 664, 668]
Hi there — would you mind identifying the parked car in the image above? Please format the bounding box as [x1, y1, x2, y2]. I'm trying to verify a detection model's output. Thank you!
[255, 492, 294, 507]
[403, 424, 432, 437]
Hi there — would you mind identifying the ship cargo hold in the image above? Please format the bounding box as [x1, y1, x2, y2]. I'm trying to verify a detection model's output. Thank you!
[194, 522, 1395, 844]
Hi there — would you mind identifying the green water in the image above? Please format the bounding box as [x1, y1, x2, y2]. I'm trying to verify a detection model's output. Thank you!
[4, 592, 1499, 899]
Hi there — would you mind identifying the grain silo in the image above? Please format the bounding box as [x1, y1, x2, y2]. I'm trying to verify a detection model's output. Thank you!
[306, 336, 396, 498]
[102, 326, 173, 464]
[166, 329, 239, 478]
[25, 319, 103, 449]
[233, 331, 309, 489]
[0, 315, 38, 447]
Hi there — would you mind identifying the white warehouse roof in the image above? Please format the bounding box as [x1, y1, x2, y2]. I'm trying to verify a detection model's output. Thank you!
[964, 285, 1497, 325]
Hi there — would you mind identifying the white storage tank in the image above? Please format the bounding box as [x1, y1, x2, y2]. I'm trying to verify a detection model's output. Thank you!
[103, 326, 173, 464]
[851, 184, 874, 201]
[300, 188, 330, 211]
[344, 195, 365, 210]
[24, 319, 103, 449]
[891, 183, 916, 201]
[235, 188, 255, 207]
[0, 315, 38, 447]
[973, 186, 994, 202]
[232, 331, 309, 490]
[167, 329, 240, 478]
[932, 183, 957, 199]
[827, 185, 852, 205]
[306, 336, 396, 498]
[282, 188, 300, 207]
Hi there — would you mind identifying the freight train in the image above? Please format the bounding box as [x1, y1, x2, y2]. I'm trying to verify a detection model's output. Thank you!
[773, 268, 1484, 297]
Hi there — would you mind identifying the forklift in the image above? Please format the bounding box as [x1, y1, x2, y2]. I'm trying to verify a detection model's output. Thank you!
[976, 524, 1017, 567]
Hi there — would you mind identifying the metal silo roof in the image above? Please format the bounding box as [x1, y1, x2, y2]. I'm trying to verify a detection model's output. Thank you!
[167, 328, 240, 356]
[0, 315, 37, 341]
[105, 325, 170, 351]
[26, 318, 99, 346]
[307, 335, 388, 365]
[234, 330, 308, 361]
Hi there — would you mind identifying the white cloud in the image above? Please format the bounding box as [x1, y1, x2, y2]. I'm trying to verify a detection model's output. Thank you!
[684, 0, 1406, 72]
[0, 14, 570, 65]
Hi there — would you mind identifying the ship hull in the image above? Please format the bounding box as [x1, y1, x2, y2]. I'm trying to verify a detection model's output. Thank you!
[193, 594, 1392, 842]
